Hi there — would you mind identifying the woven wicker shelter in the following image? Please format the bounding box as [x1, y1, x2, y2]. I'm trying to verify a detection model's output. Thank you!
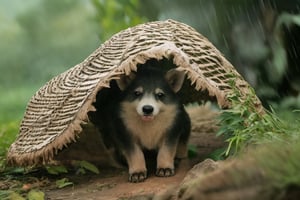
[7, 19, 263, 166]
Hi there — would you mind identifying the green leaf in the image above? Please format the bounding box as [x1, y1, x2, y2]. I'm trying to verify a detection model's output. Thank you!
[27, 190, 45, 200]
[46, 165, 68, 175]
[9, 192, 25, 200]
[55, 178, 73, 189]
[1, 167, 26, 175]
[208, 147, 227, 160]
[79, 160, 99, 174]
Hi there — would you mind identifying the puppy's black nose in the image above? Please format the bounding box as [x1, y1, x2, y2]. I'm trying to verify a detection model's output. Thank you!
[142, 105, 154, 115]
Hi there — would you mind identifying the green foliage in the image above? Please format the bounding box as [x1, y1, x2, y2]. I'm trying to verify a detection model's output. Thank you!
[75, 160, 100, 175]
[187, 144, 198, 158]
[0, 120, 20, 171]
[27, 190, 45, 200]
[258, 13, 300, 103]
[55, 178, 73, 189]
[266, 13, 300, 85]
[0, 190, 13, 200]
[8, 192, 25, 200]
[45, 165, 68, 175]
[217, 80, 291, 157]
[0, 86, 38, 171]
[0, 86, 36, 122]
[45, 161, 99, 176]
[0, 120, 19, 156]
[263, 141, 300, 189]
[92, 0, 147, 41]
[208, 147, 227, 160]
[0, 0, 100, 88]
[0, 188, 45, 200]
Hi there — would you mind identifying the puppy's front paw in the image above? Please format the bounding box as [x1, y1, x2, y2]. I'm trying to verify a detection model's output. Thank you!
[129, 171, 147, 183]
[156, 168, 175, 177]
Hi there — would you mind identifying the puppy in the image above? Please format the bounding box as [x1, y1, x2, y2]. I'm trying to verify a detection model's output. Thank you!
[92, 61, 190, 183]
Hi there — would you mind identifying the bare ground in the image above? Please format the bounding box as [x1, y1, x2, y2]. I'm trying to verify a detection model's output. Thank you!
[45, 160, 192, 200]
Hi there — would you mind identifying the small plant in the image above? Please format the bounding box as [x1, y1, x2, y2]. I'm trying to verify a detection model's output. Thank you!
[48, 161, 100, 189]
[75, 160, 100, 175]
[217, 78, 290, 157]
[45, 160, 99, 176]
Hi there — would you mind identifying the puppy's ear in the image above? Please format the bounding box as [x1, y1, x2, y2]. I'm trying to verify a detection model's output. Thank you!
[165, 69, 185, 93]
[116, 72, 136, 91]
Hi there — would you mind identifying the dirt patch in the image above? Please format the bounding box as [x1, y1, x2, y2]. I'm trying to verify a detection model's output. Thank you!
[44, 160, 192, 200]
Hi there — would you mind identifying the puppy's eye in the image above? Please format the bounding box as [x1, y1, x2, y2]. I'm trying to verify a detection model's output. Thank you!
[134, 91, 142, 97]
[156, 92, 165, 99]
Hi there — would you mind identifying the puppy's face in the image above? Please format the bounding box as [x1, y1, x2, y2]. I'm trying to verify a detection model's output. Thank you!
[117, 67, 185, 122]
[125, 86, 168, 121]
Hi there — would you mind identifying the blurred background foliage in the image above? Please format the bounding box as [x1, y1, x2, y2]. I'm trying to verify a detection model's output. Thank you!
[0, 0, 300, 158]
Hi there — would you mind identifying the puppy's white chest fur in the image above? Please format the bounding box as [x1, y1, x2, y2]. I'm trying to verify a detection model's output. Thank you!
[120, 102, 177, 149]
